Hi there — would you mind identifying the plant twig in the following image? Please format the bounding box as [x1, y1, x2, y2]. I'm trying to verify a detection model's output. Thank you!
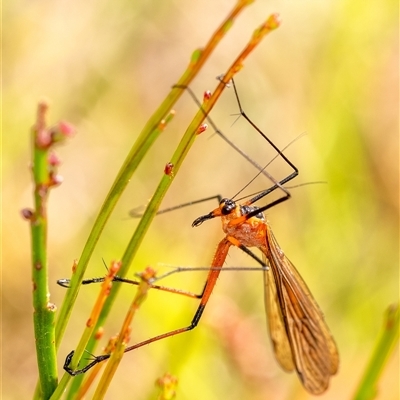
[352, 303, 399, 400]
[75, 336, 119, 400]
[50, 262, 121, 399]
[25, 102, 74, 399]
[92, 267, 156, 399]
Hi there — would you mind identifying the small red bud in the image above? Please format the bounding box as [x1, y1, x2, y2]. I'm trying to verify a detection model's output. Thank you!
[21, 208, 34, 220]
[197, 123, 208, 135]
[50, 121, 75, 144]
[48, 151, 61, 166]
[164, 162, 174, 177]
[72, 259, 78, 273]
[36, 129, 52, 148]
[58, 121, 75, 137]
[203, 90, 212, 101]
[94, 327, 104, 340]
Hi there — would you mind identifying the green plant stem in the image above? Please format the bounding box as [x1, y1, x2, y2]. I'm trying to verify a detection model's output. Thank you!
[54, 0, 254, 353]
[50, 263, 121, 400]
[71, 263, 121, 370]
[353, 303, 399, 400]
[31, 102, 58, 399]
[92, 268, 155, 399]
[64, 13, 281, 398]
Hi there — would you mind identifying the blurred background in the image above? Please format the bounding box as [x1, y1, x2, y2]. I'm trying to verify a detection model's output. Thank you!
[3, 0, 398, 399]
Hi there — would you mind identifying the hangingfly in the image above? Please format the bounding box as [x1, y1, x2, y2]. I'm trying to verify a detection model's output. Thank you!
[192, 196, 339, 394]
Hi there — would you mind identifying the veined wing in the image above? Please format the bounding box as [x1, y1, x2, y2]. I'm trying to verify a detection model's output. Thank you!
[261, 225, 339, 394]
[262, 252, 295, 372]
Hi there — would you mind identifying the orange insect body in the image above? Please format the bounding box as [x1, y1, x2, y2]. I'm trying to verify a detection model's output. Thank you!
[205, 198, 339, 394]
[221, 207, 267, 248]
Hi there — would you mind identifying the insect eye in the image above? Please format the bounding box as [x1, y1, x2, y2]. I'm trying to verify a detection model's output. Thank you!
[220, 199, 235, 215]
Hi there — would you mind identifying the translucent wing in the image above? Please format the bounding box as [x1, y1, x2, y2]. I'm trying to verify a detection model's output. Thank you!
[262, 224, 339, 394]
[262, 253, 295, 372]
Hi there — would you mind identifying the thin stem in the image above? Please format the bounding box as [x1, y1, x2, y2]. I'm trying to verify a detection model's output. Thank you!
[75, 337, 119, 400]
[49, 262, 121, 400]
[353, 303, 399, 400]
[92, 268, 156, 399]
[29, 102, 66, 399]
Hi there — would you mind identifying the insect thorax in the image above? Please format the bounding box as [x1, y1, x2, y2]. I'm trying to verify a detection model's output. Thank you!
[239, 204, 265, 221]
[221, 204, 267, 248]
